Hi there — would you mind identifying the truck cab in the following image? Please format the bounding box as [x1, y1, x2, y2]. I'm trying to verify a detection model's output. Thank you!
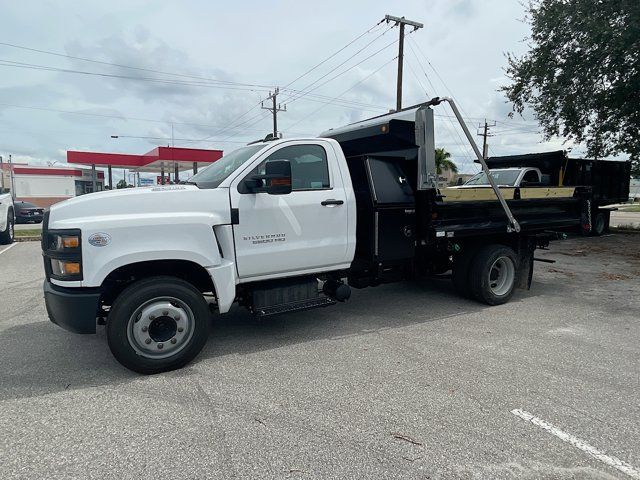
[42, 137, 356, 373]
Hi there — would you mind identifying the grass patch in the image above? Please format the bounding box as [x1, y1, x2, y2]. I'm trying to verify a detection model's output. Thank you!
[619, 205, 640, 212]
[15, 229, 42, 237]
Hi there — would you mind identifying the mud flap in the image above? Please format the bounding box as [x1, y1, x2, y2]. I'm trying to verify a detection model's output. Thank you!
[516, 242, 535, 290]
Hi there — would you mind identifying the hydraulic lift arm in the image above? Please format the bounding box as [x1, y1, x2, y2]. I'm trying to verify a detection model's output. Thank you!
[429, 97, 521, 233]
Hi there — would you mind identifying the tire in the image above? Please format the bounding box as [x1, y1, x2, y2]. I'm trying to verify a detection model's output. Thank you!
[0, 212, 14, 245]
[469, 245, 518, 306]
[451, 246, 476, 299]
[107, 276, 211, 374]
[591, 212, 606, 236]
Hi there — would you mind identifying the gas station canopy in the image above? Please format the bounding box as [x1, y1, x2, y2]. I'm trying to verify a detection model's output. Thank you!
[67, 146, 223, 173]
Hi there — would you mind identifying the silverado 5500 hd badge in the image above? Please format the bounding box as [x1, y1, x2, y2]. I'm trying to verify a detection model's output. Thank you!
[242, 233, 286, 245]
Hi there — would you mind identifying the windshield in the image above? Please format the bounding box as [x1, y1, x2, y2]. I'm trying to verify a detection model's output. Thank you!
[464, 169, 521, 186]
[189, 144, 268, 188]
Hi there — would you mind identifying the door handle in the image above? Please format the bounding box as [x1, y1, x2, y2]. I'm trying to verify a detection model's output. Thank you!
[321, 199, 344, 206]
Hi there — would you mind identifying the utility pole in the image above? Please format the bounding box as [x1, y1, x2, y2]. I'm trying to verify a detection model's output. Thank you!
[0, 155, 4, 191]
[261, 87, 286, 137]
[8, 154, 16, 199]
[477, 119, 496, 160]
[385, 15, 423, 111]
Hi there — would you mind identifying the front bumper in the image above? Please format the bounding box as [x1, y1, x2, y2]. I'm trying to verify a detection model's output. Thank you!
[17, 215, 43, 223]
[44, 280, 101, 334]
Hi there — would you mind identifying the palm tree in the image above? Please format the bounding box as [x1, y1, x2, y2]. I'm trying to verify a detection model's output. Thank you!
[435, 148, 458, 175]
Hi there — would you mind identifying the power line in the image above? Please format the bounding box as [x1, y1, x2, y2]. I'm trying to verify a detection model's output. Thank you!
[406, 40, 439, 96]
[0, 41, 275, 89]
[0, 59, 272, 93]
[407, 37, 486, 171]
[285, 31, 409, 107]
[404, 55, 476, 168]
[493, 118, 539, 126]
[283, 19, 386, 88]
[285, 56, 398, 131]
[201, 111, 273, 146]
[0, 24, 404, 148]
[0, 101, 276, 131]
[280, 88, 388, 111]
[175, 24, 402, 146]
[113, 134, 250, 144]
[280, 23, 397, 105]
[202, 32, 402, 146]
[181, 101, 266, 145]
[405, 58, 430, 98]
[285, 95, 387, 113]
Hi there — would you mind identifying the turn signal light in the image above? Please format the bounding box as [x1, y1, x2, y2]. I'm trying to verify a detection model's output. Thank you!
[64, 262, 81, 275]
[62, 236, 79, 248]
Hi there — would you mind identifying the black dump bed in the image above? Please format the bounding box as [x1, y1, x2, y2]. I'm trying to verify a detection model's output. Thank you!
[323, 114, 589, 268]
[483, 150, 631, 205]
[430, 191, 588, 238]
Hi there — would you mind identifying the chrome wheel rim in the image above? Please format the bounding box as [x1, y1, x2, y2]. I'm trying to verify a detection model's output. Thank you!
[9, 219, 13, 240]
[127, 296, 195, 359]
[488, 257, 515, 296]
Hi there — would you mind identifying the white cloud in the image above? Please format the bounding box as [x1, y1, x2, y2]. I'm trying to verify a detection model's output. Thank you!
[0, 0, 590, 170]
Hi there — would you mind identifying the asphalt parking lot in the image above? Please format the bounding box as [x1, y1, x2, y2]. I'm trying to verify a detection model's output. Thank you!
[1, 235, 639, 479]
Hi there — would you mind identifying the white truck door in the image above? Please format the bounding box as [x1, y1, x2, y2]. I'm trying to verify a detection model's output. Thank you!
[229, 141, 350, 280]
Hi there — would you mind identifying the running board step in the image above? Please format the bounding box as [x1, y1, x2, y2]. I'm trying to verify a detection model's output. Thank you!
[254, 297, 336, 317]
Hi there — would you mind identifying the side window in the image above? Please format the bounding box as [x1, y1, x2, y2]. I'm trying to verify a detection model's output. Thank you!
[522, 170, 540, 183]
[248, 144, 330, 191]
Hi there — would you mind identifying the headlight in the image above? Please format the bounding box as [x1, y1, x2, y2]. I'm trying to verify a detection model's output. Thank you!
[50, 259, 81, 276]
[42, 228, 83, 280]
[50, 233, 80, 251]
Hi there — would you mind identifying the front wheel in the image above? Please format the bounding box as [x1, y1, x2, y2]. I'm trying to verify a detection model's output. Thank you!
[107, 276, 211, 374]
[469, 245, 518, 305]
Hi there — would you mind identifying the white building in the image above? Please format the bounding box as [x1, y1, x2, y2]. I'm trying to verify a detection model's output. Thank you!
[0, 163, 105, 208]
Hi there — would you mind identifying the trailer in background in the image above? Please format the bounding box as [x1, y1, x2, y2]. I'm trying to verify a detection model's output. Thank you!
[480, 150, 631, 235]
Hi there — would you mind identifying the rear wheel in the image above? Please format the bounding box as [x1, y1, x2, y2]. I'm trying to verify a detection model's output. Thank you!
[591, 212, 606, 236]
[469, 245, 518, 305]
[0, 213, 14, 244]
[107, 276, 211, 374]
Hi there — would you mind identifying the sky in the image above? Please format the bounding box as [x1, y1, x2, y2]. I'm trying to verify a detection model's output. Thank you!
[0, 0, 590, 182]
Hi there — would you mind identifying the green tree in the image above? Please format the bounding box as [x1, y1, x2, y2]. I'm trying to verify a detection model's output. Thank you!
[501, 0, 640, 175]
[435, 147, 458, 175]
[116, 179, 128, 189]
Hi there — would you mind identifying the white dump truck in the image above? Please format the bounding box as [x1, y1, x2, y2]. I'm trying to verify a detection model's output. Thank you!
[42, 98, 596, 374]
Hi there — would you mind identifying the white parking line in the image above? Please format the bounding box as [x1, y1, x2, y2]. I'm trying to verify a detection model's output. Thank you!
[512, 409, 640, 479]
[0, 243, 17, 256]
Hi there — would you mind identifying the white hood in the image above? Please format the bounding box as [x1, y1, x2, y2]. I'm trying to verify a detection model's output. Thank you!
[49, 185, 231, 228]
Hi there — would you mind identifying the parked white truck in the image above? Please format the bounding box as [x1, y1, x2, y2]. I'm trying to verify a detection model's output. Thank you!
[42, 98, 594, 373]
[0, 189, 15, 244]
[460, 167, 544, 188]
